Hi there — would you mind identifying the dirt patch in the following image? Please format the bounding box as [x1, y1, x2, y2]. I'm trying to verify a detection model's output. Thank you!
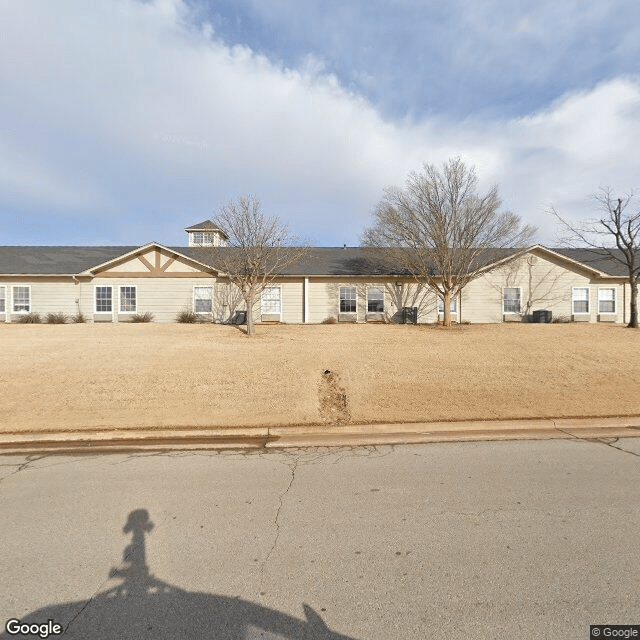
[318, 370, 351, 425]
[1, 323, 639, 432]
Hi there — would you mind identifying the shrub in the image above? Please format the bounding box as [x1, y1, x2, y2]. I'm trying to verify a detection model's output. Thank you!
[45, 312, 68, 324]
[177, 309, 198, 323]
[72, 311, 86, 323]
[131, 311, 154, 323]
[552, 314, 572, 324]
[321, 316, 338, 324]
[17, 312, 41, 324]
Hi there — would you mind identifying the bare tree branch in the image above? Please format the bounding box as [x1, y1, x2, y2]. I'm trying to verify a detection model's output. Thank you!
[361, 158, 536, 326]
[550, 187, 640, 328]
[204, 195, 310, 336]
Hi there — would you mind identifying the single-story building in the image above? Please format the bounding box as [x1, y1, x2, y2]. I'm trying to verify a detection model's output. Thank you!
[0, 220, 633, 324]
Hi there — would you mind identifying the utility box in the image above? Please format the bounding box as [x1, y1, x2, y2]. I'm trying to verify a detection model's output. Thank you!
[402, 307, 418, 324]
[532, 309, 552, 323]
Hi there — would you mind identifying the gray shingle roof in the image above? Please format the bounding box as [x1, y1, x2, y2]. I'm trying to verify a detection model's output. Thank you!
[184, 219, 227, 236]
[0, 247, 139, 275]
[180, 247, 402, 276]
[0, 245, 630, 277]
[552, 248, 629, 277]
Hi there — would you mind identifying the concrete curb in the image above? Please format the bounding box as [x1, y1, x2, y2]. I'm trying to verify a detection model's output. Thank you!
[1, 416, 639, 454]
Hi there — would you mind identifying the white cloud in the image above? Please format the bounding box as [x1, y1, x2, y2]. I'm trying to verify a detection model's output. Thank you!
[0, 0, 638, 246]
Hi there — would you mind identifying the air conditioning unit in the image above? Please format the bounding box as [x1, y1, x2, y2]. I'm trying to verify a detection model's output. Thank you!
[402, 307, 418, 324]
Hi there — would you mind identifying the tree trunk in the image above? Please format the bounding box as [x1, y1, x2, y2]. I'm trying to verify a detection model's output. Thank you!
[443, 289, 452, 327]
[628, 279, 638, 328]
[245, 291, 256, 336]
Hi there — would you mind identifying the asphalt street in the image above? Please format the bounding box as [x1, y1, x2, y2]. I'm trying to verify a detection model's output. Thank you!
[0, 437, 639, 639]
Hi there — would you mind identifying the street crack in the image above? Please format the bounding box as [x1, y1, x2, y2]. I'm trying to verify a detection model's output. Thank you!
[0, 455, 49, 485]
[259, 456, 299, 592]
[554, 422, 640, 458]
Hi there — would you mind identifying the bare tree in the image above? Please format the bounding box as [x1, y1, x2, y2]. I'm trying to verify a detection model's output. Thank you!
[551, 187, 640, 328]
[207, 195, 310, 336]
[361, 158, 536, 326]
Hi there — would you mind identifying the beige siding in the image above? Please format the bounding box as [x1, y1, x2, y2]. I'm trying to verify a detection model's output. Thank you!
[2, 280, 80, 321]
[302, 279, 436, 323]
[307, 280, 336, 323]
[88, 277, 217, 323]
[461, 250, 624, 323]
[163, 260, 201, 273]
[104, 257, 149, 273]
[279, 280, 304, 323]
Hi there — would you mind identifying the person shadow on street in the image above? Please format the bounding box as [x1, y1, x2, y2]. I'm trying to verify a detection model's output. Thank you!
[1, 509, 358, 640]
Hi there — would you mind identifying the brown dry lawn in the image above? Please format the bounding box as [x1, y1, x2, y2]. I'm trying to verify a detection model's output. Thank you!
[1, 322, 639, 432]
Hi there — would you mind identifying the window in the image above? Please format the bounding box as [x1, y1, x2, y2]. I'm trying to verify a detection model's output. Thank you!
[12, 286, 30, 312]
[95, 286, 112, 313]
[194, 287, 213, 313]
[367, 287, 384, 313]
[340, 287, 357, 313]
[503, 287, 521, 314]
[192, 232, 215, 245]
[598, 287, 616, 313]
[261, 287, 281, 314]
[0, 286, 5, 313]
[572, 287, 589, 314]
[120, 286, 137, 313]
[438, 296, 457, 313]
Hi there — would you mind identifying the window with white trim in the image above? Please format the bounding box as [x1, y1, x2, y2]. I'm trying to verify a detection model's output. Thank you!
[192, 232, 215, 245]
[119, 286, 137, 313]
[0, 286, 5, 313]
[194, 287, 213, 313]
[503, 287, 521, 314]
[598, 287, 616, 313]
[340, 287, 357, 313]
[367, 287, 384, 313]
[572, 287, 589, 314]
[261, 287, 281, 314]
[95, 286, 112, 313]
[13, 286, 30, 312]
[438, 295, 457, 313]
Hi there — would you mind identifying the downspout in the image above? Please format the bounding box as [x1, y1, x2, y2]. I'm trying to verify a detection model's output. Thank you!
[304, 277, 309, 323]
[71, 275, 82, 315]
[72, 275, 81, 318]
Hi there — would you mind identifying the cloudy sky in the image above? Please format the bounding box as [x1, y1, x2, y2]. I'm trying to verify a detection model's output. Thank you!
[1, 0, 639, 247]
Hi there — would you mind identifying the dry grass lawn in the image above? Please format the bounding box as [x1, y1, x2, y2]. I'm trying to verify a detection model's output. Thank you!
[1, 322, 639, 432]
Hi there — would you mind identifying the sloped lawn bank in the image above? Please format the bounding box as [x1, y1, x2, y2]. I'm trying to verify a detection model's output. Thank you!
[1, 323, 638, 432]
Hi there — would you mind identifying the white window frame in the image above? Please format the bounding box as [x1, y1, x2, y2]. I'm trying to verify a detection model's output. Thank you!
[340, 286, 357, 313]
[598, 287, 616, 314]
[503, 287, 522, 314]
[261, 286, 282, 315]
[0, 285, 6, 313]
[193, 286, 213, 314]
[119, 285, 137, 314]
[367, 287, 384, 313]
[95, 285, 113, 313]
[192, 231, 215, 246]
[572, 287, 590, 314]
[12, 285, 31, 313]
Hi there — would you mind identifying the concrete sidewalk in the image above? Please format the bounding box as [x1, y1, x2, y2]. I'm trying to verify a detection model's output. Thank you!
[1, 416, 639, 454]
